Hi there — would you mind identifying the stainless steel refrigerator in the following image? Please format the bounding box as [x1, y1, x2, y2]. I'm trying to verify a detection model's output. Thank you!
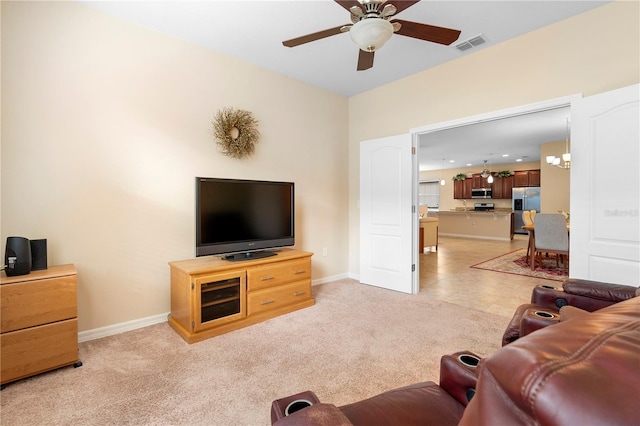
[512, 187, 541, 234]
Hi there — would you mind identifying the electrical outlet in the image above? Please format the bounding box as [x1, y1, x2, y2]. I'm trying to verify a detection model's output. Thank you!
[322, 247, 328, 257]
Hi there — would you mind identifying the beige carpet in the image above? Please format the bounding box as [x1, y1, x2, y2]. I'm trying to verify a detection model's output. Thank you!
[0, 279, 509, 426]
[471, 248, 568, 282]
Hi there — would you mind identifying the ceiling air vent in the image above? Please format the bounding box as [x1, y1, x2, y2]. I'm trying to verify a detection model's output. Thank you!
[455, 34, 487, 52]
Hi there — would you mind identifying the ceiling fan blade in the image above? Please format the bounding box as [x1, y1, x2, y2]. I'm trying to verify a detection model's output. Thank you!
[357, 50, 375, 71]
[392, 0, 421, 14]
[392, 19, 461, 45]
[334, 0, 362, 13]
[282, 25, 346, 48]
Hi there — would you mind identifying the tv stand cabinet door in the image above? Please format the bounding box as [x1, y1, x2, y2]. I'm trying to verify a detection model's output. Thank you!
[192, 270, 246, 332]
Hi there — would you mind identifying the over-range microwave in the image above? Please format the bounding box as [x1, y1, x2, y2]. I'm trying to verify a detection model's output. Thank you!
[471, 188, 493, 199]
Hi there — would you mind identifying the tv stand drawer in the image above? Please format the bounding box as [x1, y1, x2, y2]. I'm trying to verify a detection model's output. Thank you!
[247, 280, 311, 316]
[247, 258, 311, 291]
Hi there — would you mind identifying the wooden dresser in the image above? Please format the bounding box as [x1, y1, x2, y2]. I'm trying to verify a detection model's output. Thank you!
[1, 264, 81, 387]
[169, 249, 314, 343]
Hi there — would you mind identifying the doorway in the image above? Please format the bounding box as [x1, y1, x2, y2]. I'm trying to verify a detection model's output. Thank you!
[410, 94, 582, 276]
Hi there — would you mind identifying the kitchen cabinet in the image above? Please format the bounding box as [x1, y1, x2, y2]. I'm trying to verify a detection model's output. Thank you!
[514, 170, 541, 187]
[529, 170, 541, 186]
[454, 169, 538, 199]
[472, 174, 490, 189]
[453, 179, 473, 199]
[453, 180, 463, 199]
[491, 175, 514, 199]
[464, 179, 472, 198]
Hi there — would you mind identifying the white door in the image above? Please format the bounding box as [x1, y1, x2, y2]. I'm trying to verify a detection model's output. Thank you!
[570, 84, 640, 284]
[360, 134, 417, 294]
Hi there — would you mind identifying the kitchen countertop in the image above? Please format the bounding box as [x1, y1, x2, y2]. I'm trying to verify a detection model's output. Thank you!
[420, 217, 439, 222]
[439, 209, 513, 214]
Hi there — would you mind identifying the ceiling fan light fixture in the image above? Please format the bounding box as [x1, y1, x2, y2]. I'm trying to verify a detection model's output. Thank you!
[349, 18, 393, 52]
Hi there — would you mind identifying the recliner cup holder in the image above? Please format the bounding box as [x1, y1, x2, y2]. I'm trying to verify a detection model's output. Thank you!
[534, 311, 555, 318]
[458, 354, 480, 367]
[285, 399, 313, 416]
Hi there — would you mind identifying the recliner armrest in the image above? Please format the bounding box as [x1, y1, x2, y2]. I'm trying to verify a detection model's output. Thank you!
[338, 382, 464, 425]
[273, 403, 352, 426]
[562, 279, 638, 302]
[439, 351, 482, 406]
[530, 281, 635, 312]
[520, 308, 560, 336]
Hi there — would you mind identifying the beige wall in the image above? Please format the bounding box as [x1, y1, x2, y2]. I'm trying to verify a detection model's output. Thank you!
[540, 141, 571, 214]
[348, 1, 639, 275]
[1, 2, 349, 331]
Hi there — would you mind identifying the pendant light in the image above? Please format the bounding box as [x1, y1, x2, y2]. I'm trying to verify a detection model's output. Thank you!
[487, 159, 494, 184]
[480, 160, 491, 178]
[440, 158, 446, 186]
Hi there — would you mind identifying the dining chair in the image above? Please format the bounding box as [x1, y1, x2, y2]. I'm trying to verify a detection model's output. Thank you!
[523, 210, 533, 259]
[532, 213, 569, 271]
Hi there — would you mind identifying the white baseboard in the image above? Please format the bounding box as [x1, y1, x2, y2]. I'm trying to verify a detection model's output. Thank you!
[347, 272, 359, 281]
[78, 312, 169, 343]
[79, 274, 353, 342]
[312, 273, 350, 285]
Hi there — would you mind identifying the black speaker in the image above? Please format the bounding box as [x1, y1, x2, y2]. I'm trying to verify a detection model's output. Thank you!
[4, 236, 32, 276]
[30, 239, 48, 271]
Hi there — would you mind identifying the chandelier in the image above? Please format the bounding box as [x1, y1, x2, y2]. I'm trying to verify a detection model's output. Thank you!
[546, 118, 571, 169]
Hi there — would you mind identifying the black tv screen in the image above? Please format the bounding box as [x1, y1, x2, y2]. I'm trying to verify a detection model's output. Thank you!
[196, 177, 294, 260]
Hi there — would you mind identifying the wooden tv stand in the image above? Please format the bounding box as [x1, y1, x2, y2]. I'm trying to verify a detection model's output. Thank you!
[168, 248, 314, 343]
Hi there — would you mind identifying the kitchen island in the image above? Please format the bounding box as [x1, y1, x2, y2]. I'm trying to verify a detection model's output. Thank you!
[436, 210, 514, 241]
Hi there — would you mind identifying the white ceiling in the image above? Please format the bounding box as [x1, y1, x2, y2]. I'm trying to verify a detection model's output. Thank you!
[80, 0, 603, 170]
[418, 106, 571, 171]
[82, 0, 609, 97]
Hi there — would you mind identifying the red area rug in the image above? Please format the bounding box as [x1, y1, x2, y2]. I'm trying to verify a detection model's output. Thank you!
[471, 248, 568, 282]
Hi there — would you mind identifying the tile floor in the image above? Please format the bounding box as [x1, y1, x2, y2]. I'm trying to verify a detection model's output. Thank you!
[419, 234, 560, 318]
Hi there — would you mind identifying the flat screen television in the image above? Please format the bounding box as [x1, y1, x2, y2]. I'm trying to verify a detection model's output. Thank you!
[196, 177, 294, 261]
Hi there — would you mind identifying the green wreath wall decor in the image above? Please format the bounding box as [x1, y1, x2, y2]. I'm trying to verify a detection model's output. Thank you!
[213, 107, 260, 159]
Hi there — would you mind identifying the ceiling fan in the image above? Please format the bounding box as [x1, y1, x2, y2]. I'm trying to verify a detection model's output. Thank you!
[282, 0, 461, 71]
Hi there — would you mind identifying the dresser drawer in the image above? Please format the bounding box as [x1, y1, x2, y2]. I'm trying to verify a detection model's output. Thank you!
[1, 275, 77, 333]
[1, 318, 79, 384]
[247, 280, 311, 316]
[247, 258, 310, 292]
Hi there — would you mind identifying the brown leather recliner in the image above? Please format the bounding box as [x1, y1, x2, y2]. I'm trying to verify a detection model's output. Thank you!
[271, 350, 482, 426]
[271, 295, 640, 425]
[501, 278, 639, 346]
